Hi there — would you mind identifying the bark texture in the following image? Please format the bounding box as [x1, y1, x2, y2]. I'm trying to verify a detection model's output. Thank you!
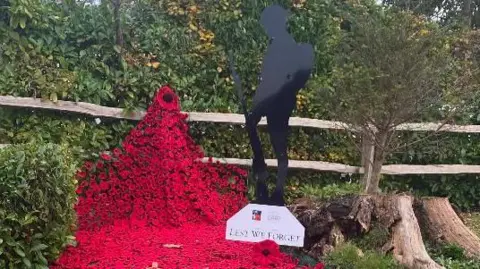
[390, 196, 443, 269]
[292, 194, 444, 269]
[419, 197, 480, 258]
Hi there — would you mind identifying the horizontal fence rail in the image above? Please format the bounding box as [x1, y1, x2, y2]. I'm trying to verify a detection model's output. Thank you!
[202, 157, 480, 175]
[0, 143, 479, 175]
[3, 95, 480, 132]
[2, 95, 480, 175]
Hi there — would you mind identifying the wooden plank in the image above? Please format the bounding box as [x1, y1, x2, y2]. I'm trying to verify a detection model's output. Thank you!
[202, 157, 361, 173]
[0, 95, 146, 120]
[188, 112, 347, 129]
[395, 122, 480, 133]
[379, 164, 480, 175]
[0, 96, 345, 129]
[202, 157, 480, 175]
[2, 95, 480, 133]
[1, 142, 479, 175]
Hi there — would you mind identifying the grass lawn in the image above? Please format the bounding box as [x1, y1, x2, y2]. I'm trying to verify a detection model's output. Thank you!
[461, 212, 480, 236]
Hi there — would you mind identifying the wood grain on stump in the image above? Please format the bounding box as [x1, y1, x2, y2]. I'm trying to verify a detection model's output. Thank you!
[420, 197, 480, 258]
[294, 194, 444, 269]
[390, 196, 443, 269]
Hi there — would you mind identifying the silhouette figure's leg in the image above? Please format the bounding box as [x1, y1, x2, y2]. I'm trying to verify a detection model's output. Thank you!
[266, 115, 289, 206]
[246, 107, 269, 204]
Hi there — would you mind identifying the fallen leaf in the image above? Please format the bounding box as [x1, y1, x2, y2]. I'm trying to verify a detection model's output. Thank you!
[162, 244, 182, 248]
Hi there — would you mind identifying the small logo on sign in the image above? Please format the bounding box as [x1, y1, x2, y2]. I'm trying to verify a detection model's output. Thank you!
[267, 211, 281, 221]
[252, 210, 262, 221]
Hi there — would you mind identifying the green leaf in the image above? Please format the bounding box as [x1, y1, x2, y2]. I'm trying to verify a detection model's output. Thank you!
[9, 16, 18, 28]
[113, 45, 122, 53]
[19, 17, 26, 29]
[15, 161, 23, 176]
[50, 92, 58, 103]
[121, 58, 128, 70]
[8, 31, 20, 41]
[32, 233, 44, 239]
[22, 257, 32, 268]
[38, 253, 48, 264]
[30, 243, 48, 252]
[15, 247, 26, 257]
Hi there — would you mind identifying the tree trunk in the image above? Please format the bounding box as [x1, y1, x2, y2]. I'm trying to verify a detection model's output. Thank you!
[366, 157, 383, 194]
[361, 135, 374, 189]
[419, 197, 480, 258]
[390, 196, 443, 269]
[293, 194, 443, 269]
[365, 132, 388, 194]
[112, 0, 123, 50]
[462, 0, 473, 28]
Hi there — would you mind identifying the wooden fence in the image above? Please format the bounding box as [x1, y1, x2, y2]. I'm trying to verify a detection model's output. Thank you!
[2, 95, 480, 175]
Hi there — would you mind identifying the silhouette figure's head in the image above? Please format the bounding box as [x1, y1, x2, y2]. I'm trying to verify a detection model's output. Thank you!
[260, 5, 290, 38]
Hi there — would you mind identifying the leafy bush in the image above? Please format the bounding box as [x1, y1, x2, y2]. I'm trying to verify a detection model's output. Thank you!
[324, 242, 404, 269]
[434, 257, 480, 269]
[382, 174, 480, 211]
[434, 243, 467, 261]
[428, 243, 480, 269]
[0, 143, 78, 268]
[2, 0, 480, 212]
[298, 182, 362, 200]
[353, 226, 390, 251]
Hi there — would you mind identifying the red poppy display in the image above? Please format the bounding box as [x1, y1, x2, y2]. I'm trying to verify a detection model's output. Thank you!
[51, 86, 323, 269]
[252, 240, 283, 266]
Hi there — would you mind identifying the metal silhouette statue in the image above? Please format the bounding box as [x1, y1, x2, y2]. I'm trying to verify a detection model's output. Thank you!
[229, 4, 314, 206]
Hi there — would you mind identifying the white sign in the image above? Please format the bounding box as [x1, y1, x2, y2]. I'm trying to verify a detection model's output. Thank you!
[225, 203, 305, 247]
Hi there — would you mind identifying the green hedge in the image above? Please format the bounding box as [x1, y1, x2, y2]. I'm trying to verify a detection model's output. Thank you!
[0, 143, 77, 268]
[3, 107, 480, 210]
[2, 0, 480, 211]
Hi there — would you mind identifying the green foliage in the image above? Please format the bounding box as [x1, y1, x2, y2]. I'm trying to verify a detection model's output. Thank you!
[0, 107, 134, 161]
[428, 243, 480, 269]
[382, 174, 480, 211]
[382, 0, 478, 29]
[280, 246, 323, 267]
[0, 143, 78, 268]
[461, 212, 480, 235]
[320, 5, 452, 122]
[315, 3, 478, 194]
[324, 242, 404, 269]
[382, 131, 480, 210]
[243, 170, 359, 204]
[0, 0, 339, 110]
[0, 0, 357, 177]
[320, 4, 472, 135]
[298, 182, 362, 200]
[435, 244, 466, 260]
[2, 0, 480, 212]
[435, 258, 480, 269]
[353, 226, 391, 251]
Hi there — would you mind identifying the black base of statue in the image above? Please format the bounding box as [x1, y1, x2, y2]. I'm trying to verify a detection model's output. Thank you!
[229, 4, 314, 207]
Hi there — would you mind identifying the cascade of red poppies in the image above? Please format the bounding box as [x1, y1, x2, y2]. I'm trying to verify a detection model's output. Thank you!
[51, 86, 321, 268]
[73, 86, 248, 231]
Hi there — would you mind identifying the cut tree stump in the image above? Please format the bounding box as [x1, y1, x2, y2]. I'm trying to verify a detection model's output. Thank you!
[390, 195, 443, 269]
[419, 197, 480, 258]
[293, 194, 444, 269]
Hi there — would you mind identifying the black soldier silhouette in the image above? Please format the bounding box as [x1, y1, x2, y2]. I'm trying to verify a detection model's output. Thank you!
[229, 4, 314, 206]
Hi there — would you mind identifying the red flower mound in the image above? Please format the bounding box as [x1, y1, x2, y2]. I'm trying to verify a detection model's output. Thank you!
[51, 86, 318, 268]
